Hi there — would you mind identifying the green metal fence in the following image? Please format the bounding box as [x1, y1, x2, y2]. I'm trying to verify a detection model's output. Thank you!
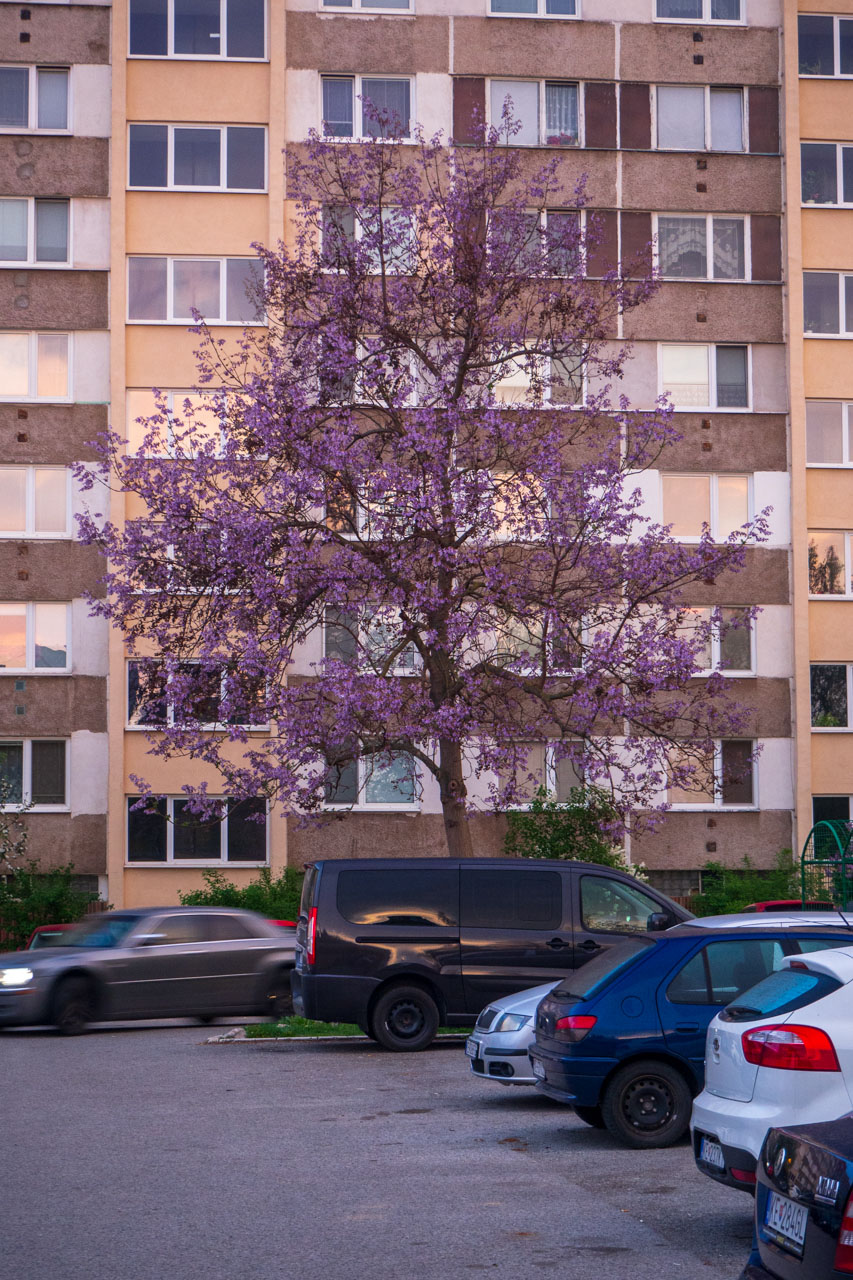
[801, 819, 853, 909]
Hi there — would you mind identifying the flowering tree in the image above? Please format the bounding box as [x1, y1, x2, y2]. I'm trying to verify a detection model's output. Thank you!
[78, 114, 767, 859]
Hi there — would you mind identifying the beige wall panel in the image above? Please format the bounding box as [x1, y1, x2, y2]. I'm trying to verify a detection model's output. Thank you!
[806, 471, 853, 526]
[0, 269, 108, 330]
[126, 61, 271, 124]
[126, 194, 269, 255]
[286, 811, 507, 865]
[632, 809, 793, 870]
[621, 154, 783, 214]
[0, 676, 107, 735]
[624, 283, 783, 344]
[451, 17, 613, 78]
[801, 210, 853, 269]
[124, 737, 276, 788]
[19, 813, 106, 874]
[810, 735, 853, 792]
[620, 22, 780, 86]
[286, 13, 450, 73]
[121, 860, 285, 907]
[654, 413, 787, 472]
[1, 137, 109, 199]
[799, 0, 853, 12]
[0, 5, 110, 64]
[125, 327, 250, 387]
[800, 86, 853, 143]
[808, 600, 853, 659]
[0, 404, 108, 463]
[804, 341, 853, 398]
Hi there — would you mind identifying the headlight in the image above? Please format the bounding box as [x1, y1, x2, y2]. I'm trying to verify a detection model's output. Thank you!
[494, 1013, 530, 1034]
[0, 967, 34, 987]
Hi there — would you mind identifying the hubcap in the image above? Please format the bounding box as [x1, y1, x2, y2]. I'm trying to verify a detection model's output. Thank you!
[621, 1076, 674, 1132]
[387, 999, 424, 1039]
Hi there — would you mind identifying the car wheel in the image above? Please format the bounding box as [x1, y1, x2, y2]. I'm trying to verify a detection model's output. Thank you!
[601, 1060, 692, 1149]
[51, 975, 96, 1036]
[369, 985, 439, 1052]
[265, 969, 293, 1021]
[573, 1104, 606, 1129]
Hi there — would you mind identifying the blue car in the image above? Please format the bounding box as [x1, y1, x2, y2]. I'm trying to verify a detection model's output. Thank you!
[528, 921, 853, 1149]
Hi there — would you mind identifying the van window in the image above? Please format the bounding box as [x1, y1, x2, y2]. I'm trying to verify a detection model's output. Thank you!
[579, 875, 663, 934]
[667, 938, 784, 1005]
[461, 869, 561, 930]
[336, 869, 458, 927]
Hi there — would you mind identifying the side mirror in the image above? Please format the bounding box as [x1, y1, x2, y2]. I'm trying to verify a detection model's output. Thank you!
[134, 933, 166, 947]
[646, 912, 672, 933]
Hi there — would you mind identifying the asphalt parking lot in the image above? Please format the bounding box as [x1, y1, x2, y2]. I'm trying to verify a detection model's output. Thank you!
[3, 1024, 752, 1280]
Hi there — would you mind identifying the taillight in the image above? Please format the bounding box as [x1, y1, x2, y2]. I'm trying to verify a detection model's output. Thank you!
[554, 1015, 597, 1044]
[741, 1024, 840, 1072]
[306, 908, 317, 967]
[835, 1191, 853, 1273]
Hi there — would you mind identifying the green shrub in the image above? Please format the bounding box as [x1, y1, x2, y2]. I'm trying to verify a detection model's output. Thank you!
[691, 851, 798, 917]
[504, 786, 647, 878]
[0, 861, 100, 951]
[178, 866, 304, 920]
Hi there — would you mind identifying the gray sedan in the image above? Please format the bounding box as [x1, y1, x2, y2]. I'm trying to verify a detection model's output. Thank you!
[0, 906, 295, 1034]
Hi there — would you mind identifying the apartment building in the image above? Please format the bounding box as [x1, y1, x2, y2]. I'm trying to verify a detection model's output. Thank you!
[0, 0, 111, 895]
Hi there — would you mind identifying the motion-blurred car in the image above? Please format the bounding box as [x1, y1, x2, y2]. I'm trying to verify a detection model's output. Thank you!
[693, 945, 853, 1192]
[467, 982, 558, 1085]
[0, 906, 295, 1034]
[741, 1115, 853, 1279]
[25, 923, 74, 949]
[740, 901, 835, 914]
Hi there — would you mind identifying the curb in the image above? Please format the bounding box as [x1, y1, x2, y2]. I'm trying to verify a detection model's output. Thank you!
[206, 1032, 470, 1045]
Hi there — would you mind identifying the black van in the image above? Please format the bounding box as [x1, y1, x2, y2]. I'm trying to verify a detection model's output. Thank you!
[291, 858, 692, 1050]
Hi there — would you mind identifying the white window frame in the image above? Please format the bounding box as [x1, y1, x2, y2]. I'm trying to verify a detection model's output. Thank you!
[803, 271, 853, 337]
[0, 333, 71, 403]
[0, 602, 71, 673]
[487, 78, 584, 147]
[808, 530, 853, 599]
[487, 0, 579, 19]
[323, 606, 420, 676]
[0, 65, 70, 133]
[321, 205, 417, 276]
[654, 85, 747, 153]
[127, 124, 268, 192]
[0, 738, 69, 811]
[126, 659, 269, 730]
[658, 343, 752, 411]
[127, 0, 268, 61]
[0, 198, 71, 268]
[801, 141, 853, 207]
[799, 14, 853, 80]
[667, 739, 757, 810]
[806, 400, 853, 468]
[127, 388, 231, 457]
[320, 0, 414, 12]
[322, 750, 421, 811]
[810, 662, 853, 732]
[661, 472, 753, 543]
[653, 213, 751, 281]
[125, 795, 270, 867]
[0, 466, 71, 538]
[320, 75, 414, 142]
[126, 257, 264, 325]
[498, 742, 585, 809]
[679, 606, 755, 677]
[654, 0, 744, 25]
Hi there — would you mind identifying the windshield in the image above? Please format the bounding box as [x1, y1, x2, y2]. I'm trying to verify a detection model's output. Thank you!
[61, 914, 145, 949]
[552, 937, 656, 1002]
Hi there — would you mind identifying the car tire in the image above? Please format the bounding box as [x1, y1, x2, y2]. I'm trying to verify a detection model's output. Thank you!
[51, 975, 96, 1036]
[264, 969, 293, 1021]
[369, 984, 440, 1052]
[573, 1104, 606, 1129]
[601, 1059, 692, 1149]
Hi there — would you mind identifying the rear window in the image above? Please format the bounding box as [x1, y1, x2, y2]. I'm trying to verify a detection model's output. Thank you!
[336, 869, 458, 927]
[552, 937, 655, 1002]
[461, 869, 561, 930]
[721, 967, 844, 1022]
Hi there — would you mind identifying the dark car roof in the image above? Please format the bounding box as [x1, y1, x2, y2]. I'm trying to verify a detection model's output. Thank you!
[311, 857, 678, 881]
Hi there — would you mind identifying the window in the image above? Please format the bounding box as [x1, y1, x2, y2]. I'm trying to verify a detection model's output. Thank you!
[128, 125, 266, 191]
[489, 79, 580, 146]
[126, 796, 268, 863]
[127, 257, 263, 323]
[321, 76, 412, 139]
[659, 343, 749, 408]
[337, 869, 458, 927]
[323, 0, 412, 9]
[0, 603, 69, 671]
[0, 333, 69, 401]
[0, 739, 67, 807]
[579, 875, 666, 934]
[488, 209, 582, 279]
[126, 660, 267, 728]
[0, 199, 69, 265]
[667, 739, 755, 807]
[662, 473, 749, 540]
[809, 531, 853, 596]
[804, 272, 853, 336]
[321, 204, 416, 274]
[0, 66, 68, 130]
[667, 939, 783, 1005]
[489, 0, 577, 16]
[462, 868, 562, 930]
[656, 85, 744, 152]
[677, 607, 753, 674]
[811, 664, 853, 729]
[0, 467, 69, 537]
[324, 606, 419, 674]
[323, 749, 418, 808]
[801, 142, 853, 206]
[497, 742, 584, 805]
[813, 794, 852, 825]
[655, 215, 746, 280]
[799, 14, 853, 78]
[806, 401, 853, 466]
[656, 0, 741, 20]
[129, 0, 266, 59]
[126, 388, 228, 456]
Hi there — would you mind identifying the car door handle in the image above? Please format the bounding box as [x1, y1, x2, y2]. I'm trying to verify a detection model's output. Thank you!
[576, 940, 601, 953]
[547, 937, 570, 950]
[675, 1023, 700, 1033]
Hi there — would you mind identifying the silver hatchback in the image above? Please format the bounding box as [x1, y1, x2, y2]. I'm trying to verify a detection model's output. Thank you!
[466, 982, 559, 1084]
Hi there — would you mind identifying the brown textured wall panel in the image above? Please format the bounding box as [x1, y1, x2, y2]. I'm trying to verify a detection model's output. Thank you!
[0, 404, 108, 463]
[286, 13, 449, 73]
[632, 809, 793, 870]
[750, 214, 782, 282]
[587, 209, 618, 277]
[643, 413, 787, 472]
[620, 211, 652, 275]
[453, 77, 486, 143]
[286, 811, 509, 863]
[621, 153, 782, 213]
[584, 82, 617, 150]
[685, 548, 789, 606]
[623, 282, 783, 343]
[0, 542, 105, 600]
[0, 676, 107, 735]
[507, 148, 618, 208]
[0, 137, 109, 198]
[0, 5, 110, 64]
[711, 678, 791, 738]
[619, 23, 780, 88]
[21, 813, 107, 874]
[748, 87, 781, 156]
[0, 270, 107, 330]
[620, 83, 651, 150]
[451, 18, 614, 79]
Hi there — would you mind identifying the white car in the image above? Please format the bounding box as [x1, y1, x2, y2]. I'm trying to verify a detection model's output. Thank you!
[466, 982, 559, 1085]
[691, 944, 853, 1191]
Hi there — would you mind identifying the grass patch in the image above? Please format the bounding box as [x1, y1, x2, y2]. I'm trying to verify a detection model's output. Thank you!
[244, 1017, 471, 1039]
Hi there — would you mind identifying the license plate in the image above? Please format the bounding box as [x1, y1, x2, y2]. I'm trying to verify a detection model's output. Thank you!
[764, 1190, 809, 1254]
[531, 1058, 546, 1080]
[465, 1038, 479, 1060]
[699, 1137, 725, 1171]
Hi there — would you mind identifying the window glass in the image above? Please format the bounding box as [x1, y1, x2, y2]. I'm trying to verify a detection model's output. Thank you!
[174, 0, 220, 55]
[324, 754, 358, 804]
[130, 0, 168, 54]
[226, 127, 265, 189]
[36, 69, 68, 130]
[324, 607, 358, 663]
[199, 913, 254, 940]
[715, 346, 748, 407]
[226, 258, 262, 322]
[666, 950, 709, 1003]
[226, 0, 265, 57]
[461, 868, 561, 929]
[657, 86, 704, 150]
[174, 127, 220, 186]
[845, 277, 853, 333]
[0, 200, 27, 260]
[492, 0, 537, 11]
[705, 939, 783, 1002]
[30, 740, 65, 804]
[719, 607, 751, 670]
[804, 272, 840, 333]
[724, 967, 843, 1020]
[813, 794, 850, 824]
[709, 88, 743, 151]
[36, 334, 68, 399]
[0, 67, 29, 128]
[554, 754, 583, 800]
[173, 798, 221, 858]
[35, 201, 68, 262]
[127, 661, 168, 726]
[799, 15, 834, 75]
[0, 605, 26, 668]
[811, 663, 848, 728]
[712, 218, 744, 280]
[807, 401, 844, 464]
[658, 216, 706, 277]
[658, 0, 702, 16]
[544, 82, 578, 146]
[0, 333, 29, 397]
[322, 77, 354, 137]
[662, 474, 710, 537]
[499, 742, 547, 801]
[802, 142, 838, 204]
[361, 78, 410, 138]
[129, 124, 168, 186]
[579, 875, 663, 933]
[716, 474, 748, 537]
[844, 148, 853, 203]
[0, 469, 26, 531]
[34, 603, 67, 668]
[129, 257, 168, 320]
[226, 798, 267, 861]
[490, 80, 539, 146]
[545, 0, 576, 10]
[809, 532, 847, 595]
[661, 344, 709, 406]
[720, 739, 753, 804]
[33, 468, 67, 533]
[127, 797, 168, 861]
[711, 0, 740, 16]
[0, 741, 24, 803]
[842, 19, 853, 75]
[363, 751, 415, 804]
[154, 914, 202, 944]
[667, 744, 714, 805]
[173, 258, 220, 319]
[337, 868, 459, 926]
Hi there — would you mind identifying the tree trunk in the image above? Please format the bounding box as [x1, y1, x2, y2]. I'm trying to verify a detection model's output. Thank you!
[438, 737, 475, 858]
